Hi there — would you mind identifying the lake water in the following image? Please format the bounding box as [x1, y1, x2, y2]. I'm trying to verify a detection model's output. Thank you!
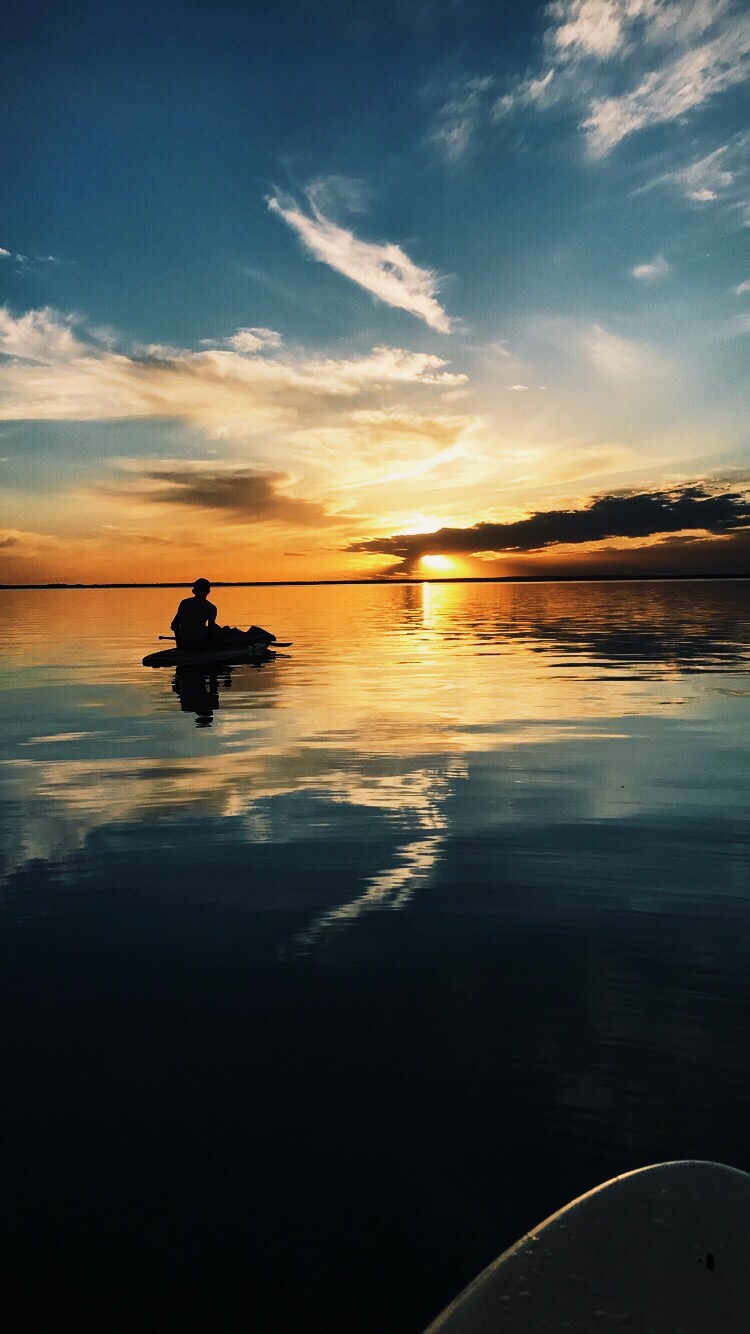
[2, 580, 749, 1332]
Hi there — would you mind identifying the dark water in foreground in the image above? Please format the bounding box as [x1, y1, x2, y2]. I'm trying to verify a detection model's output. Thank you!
[2, 580, 749, 1332]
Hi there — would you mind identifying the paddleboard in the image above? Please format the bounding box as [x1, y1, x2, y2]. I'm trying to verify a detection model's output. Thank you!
[142, 642, 291, 668]
[425, 1159, 750, 1333]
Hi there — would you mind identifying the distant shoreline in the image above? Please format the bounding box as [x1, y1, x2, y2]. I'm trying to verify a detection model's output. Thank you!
[1, 574, 747, 590]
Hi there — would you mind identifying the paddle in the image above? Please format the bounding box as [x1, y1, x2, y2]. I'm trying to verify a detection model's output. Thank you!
[157, 635, 292, 646]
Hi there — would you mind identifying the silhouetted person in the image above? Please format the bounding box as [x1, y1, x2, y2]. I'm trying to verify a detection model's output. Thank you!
[171, 579, 223, 649]
[171, 578, 277, 651]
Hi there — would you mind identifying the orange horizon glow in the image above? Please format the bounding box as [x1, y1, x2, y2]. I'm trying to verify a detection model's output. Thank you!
[1, 519, 748, 588]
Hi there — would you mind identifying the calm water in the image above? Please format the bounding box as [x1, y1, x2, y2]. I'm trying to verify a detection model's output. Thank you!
[2, 580, 749, 1332]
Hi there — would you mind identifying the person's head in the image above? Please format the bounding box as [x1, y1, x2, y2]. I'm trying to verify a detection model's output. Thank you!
[192, 578, 211, 598]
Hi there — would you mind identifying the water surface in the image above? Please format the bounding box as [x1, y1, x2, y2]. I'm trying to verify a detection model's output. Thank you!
[2, 580, 749, 1332]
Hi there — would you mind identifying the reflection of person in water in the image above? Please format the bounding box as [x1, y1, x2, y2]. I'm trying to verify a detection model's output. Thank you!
[171, 578, 276, 650]
[172, 669, 221, 727]
[171, 579, 223, 649]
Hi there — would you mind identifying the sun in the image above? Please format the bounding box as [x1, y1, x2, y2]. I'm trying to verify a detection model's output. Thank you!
[420, 554, 453, 572]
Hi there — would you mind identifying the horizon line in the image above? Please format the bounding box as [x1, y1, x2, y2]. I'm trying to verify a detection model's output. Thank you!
[1, 573, 748, 590]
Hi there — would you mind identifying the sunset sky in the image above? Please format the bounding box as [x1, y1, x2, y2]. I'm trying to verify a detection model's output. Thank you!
[1, 0, 748, 583]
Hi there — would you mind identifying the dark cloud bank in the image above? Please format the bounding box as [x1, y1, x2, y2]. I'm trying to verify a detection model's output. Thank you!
[113, 465, 333, 527]
[348, 485, 750, 574]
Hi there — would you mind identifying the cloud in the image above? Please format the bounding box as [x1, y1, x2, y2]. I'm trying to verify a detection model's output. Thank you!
[0, 307, 467, 429]
[637, 142, 739, 202]
[633, 133, 750, 230]
[529, 316, 673, 386]
[429, 75, 494, 163]
[631, 254, 672, 281]
[509, 383, 528, 391]
[0, 248, 61, 269]
[535, 317, 669, 379]
[582, 11, 750, 157]
[548, 0, 634, 59]
[287, 407, 484, 492]
[99, 460, 337, 526]
[493, 69, 558, 121]
[0, 526, 65, 552]
[0, 306, 83, 362]
[203, 327, 284, 354]
[581, 322, 666, 378]
[735, 278, 750, 294]
[267, 186, 455, 333]
[481, 0, 750, 159]
[0, 527, 70, 582]
[347, 483, 750, 567]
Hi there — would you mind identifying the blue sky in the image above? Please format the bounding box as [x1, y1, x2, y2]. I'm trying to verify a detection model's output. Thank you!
[1, 0, 748, 581]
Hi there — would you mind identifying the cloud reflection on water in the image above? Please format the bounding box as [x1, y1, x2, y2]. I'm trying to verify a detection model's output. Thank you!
[1, 581, 748, 956]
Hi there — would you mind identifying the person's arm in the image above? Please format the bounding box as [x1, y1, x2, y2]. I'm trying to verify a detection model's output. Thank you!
[206, 600, 218, 628]
[170, 600, 185, 633]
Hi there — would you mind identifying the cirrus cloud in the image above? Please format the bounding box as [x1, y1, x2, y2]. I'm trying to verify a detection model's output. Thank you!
[267, 185, 456, 333]
[634, 138, 743, 202]
[441, 0, 750, 163]
[582, 11, 750, 157]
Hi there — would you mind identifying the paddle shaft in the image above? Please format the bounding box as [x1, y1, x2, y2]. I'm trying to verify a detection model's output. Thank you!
[158, 634, 286, 641]
[157, 635, 291, 646]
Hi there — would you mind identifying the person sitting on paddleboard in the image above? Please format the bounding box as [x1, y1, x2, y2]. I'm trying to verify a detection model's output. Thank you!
[171, 579, 277, 650]
[171, 579, 223, 649]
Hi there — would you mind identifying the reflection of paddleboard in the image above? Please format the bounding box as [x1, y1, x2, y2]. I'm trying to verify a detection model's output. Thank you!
[142, 642, 292, 668]
[425, 1160, 750, 1333]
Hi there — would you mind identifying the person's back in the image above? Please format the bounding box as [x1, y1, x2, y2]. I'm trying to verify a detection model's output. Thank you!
[171, 579, 219, 649]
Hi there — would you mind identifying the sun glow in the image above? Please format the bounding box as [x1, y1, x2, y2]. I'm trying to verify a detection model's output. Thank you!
[420, 554, 453, 572]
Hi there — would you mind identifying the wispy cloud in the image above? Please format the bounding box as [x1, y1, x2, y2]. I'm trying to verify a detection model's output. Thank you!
[0, 526, 71, 585]
[534, 316, 671, 380]
[0, 525, 66, 553]
[493, 69, 556, 120]
[636, 142, 740, 202]
[457, 0, 750, 161]
[429, 68, 558, 164]
[736, 278, 750, 294]
[582, 10, 750, 157]
[429, 75, 494, 163]
[631, 254, 671, 281]
[633, 133, 750, 232]
[202, 327, 284, 354]
[582, 322, 666, 378]
[0, 307, 467, 429]
[0, 247, 61, 269]
[548, 0, 636, 60]
[267, 185, 455, 333]
[287, 407, 484, 493]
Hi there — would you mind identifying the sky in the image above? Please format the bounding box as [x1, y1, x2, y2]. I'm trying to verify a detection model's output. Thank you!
[1, 0, 748, 583]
